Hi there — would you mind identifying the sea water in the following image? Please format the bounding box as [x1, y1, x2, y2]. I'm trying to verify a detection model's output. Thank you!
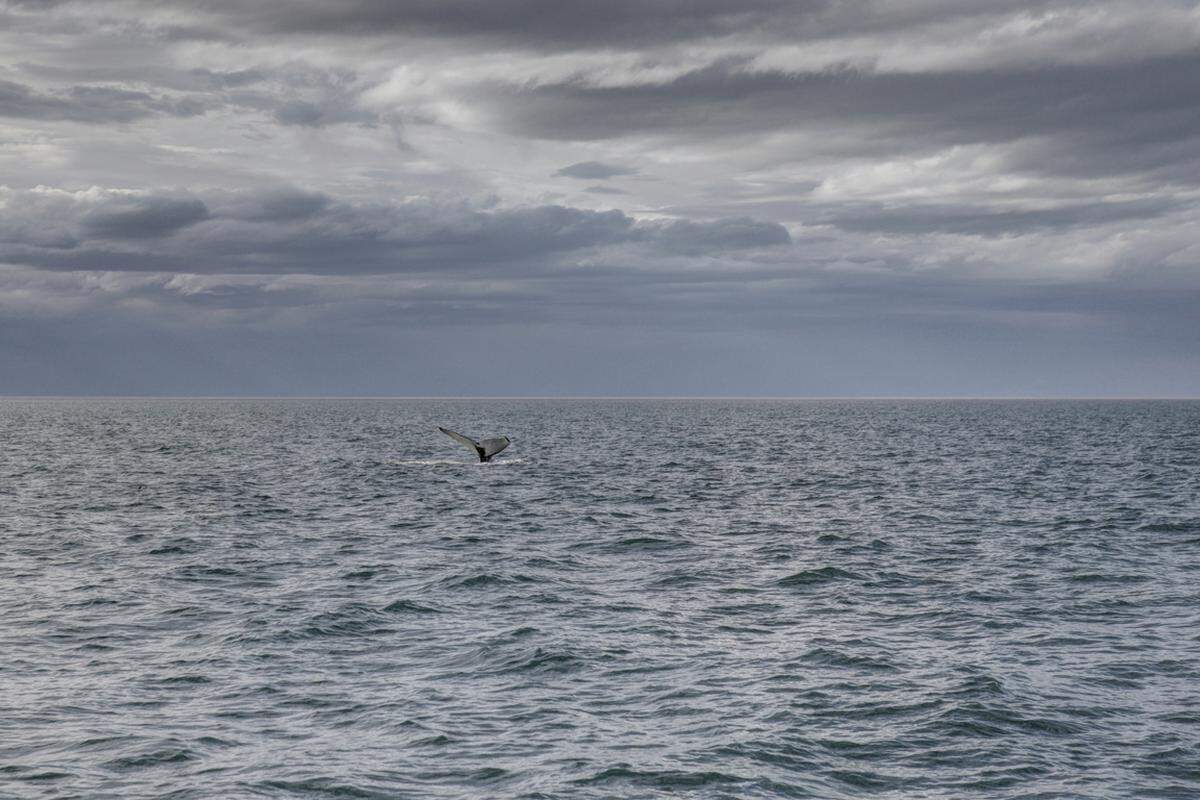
[2, 399, 1198, 798]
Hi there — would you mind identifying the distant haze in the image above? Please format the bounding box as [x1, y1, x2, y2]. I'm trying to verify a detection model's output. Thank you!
[1, 1, 1198, 396]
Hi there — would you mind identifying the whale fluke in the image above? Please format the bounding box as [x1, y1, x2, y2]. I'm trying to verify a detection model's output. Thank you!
[438, 426, 511, 462]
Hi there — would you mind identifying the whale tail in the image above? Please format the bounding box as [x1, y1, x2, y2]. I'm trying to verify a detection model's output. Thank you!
[438, 426, 511, 462]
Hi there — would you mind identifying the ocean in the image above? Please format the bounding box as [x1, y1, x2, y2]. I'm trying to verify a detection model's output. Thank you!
[2, 398, 1198, 799]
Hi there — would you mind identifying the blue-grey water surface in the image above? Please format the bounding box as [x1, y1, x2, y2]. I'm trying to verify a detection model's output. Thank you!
[2, 399, 1199, 799]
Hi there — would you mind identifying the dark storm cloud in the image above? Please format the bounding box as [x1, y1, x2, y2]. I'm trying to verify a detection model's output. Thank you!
[132, 0, 1117, 57]
[185, 0, 824, 48]
[0, 188, 790, 275]
[555, 161, 638, 179]
[82, 196, 211, 240]
[1002, 125, 1200, 183]
[489, 55, 1200, 175]
[217, 188, 331, 222]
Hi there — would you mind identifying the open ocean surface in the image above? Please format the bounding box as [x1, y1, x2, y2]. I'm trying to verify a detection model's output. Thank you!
[2, 398, 1199, 800]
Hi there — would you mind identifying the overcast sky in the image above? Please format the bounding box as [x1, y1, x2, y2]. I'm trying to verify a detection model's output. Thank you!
[2, 0, 1198, 396]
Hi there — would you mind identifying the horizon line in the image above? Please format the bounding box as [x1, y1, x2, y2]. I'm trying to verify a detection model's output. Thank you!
[2, 395, 1198, 401]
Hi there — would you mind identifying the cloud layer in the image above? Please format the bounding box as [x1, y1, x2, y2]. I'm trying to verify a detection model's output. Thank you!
[1, 0, 1198, 394]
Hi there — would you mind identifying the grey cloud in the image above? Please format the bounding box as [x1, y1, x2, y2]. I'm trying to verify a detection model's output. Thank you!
[1002, 126, 1200, 183]
[0, 79, 151, 122]
[271, 98, 376, 127]
[5, 0, 71, 8]
[215, 188, 331, 222]
[0, 79, 207, 122]
[584, 186, 629, 195]
[555, 161, 638, 179]
[184, 0, 823, 48]
[194, 68, 268, 88]
[19, 62, 265, 91]
[3, 0, 1094, 63]
[220, 89, 279, 113]
[6, 213, 1196, 382]
[0, 187, 790, 275]
[488, 56, 1200, 182]
[133, 0, 1111, 56]
[7, 0, 1135, 54]
[83, 196, 211, 239]
[274, 99, 324, 125]
[0, 220, 78, 251]
[13, 60, 365, 128]
[642, 217, 791, 253]
[820, 198, 1183, 236]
